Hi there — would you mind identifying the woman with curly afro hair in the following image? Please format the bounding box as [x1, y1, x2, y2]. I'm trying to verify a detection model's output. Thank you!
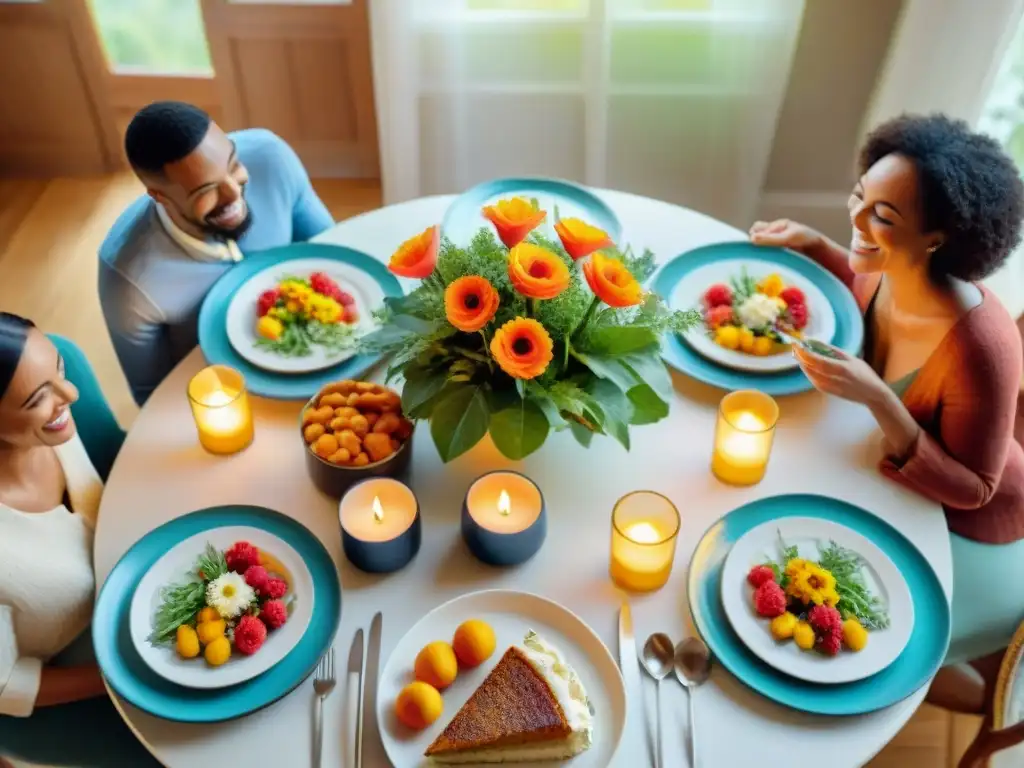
[751, 114, 1024, 715]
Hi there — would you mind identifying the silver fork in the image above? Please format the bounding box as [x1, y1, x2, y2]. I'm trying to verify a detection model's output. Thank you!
[313, 647, 336, 768]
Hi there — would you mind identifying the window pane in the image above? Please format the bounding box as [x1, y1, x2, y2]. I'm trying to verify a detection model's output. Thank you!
[87, 0, 212, 74]
[978, 13, 1024, 168]
[465, 0, 585, 11]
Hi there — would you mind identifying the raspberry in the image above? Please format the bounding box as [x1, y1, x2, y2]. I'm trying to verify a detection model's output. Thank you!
[705, 304, 734, 330]
[780, 286, 805, 307]
[234, 615, 267, 655]
[243, 565, 270, 595]
[338, 291, 356, 307]
[754, 580, 787, 618]
[819, 630, 842, 656]
[703, 283, 733, 309]
[343, 305, 359, 325]
[808, 604, 843, 636]
[225, 542, 260, 574]
[263, 578, 288, 600]
[747, 565, 776, 588]
[786, 302, 809, 330]
[260, 599, 288, 630]
[257, 289, 280, 317]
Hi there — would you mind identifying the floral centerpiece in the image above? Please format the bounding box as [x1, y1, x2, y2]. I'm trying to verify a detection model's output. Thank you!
[361, 197, 699, 462]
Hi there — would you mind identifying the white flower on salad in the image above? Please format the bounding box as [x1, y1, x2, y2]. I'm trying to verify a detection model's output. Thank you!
[206, 572, 255, 619]
[736, 293, 782, 330]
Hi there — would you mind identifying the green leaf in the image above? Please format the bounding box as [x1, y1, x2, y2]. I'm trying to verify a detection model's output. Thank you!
[526, 382, 569, 429]
[574, 352, 638, 393]
[621, 348, 674, 402]
[429, 385, 490, 462]
[569, 420, 594, 448]
[582, 326, 660, 356]
[489, 399, 550, 460]
[515, 379, 527, 399]
[587, 378, 631, 450]
[392, 314, 438, 335]
[627, 383, 670, 425]
[401, 367, 447, 418]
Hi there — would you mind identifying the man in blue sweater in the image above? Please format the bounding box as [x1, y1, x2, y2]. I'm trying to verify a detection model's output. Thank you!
[99, 101, 335, 405]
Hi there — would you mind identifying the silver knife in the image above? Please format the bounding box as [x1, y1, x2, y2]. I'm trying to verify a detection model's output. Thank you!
[360, 612, 383, 768]
[619, 601, 647, 762]
[346, 629, 364, 768]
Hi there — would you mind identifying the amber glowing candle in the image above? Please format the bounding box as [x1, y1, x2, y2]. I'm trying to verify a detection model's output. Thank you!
[339, 478, 421, 573]
[187, 365, 254, 455]
[710, 390, 779, 486]
[609, 491, 680, 592]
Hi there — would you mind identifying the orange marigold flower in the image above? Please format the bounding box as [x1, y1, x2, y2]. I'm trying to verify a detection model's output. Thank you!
[583, 252, 643, 307]
[554, 217, 614, 261]
[490, 317, 554, 380]
[508, 242, 570, 300]
[389, 225, 439, 278]
[482, 197, 547, 248]
[444, 276, 499, 333]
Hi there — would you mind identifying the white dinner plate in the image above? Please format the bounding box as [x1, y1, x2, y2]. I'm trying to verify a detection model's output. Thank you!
[377, 590, 626, 767]
[225, 257, 385, 374]
[720, 517, 914, 685]
[129, 526, 315, 690]
[670, 258, 837, 373]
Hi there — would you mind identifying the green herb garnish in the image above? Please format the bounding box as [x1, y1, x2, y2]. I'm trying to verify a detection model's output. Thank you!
[149, 543, 226, 644]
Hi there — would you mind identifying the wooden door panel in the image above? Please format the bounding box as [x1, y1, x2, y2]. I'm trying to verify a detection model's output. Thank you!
[202, 0, 379, 179]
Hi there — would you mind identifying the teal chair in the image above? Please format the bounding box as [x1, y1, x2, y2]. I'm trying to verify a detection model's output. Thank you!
[49, 335, 125, 481]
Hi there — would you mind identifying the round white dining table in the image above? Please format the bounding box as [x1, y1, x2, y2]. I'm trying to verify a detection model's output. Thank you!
[94, 190, 953, 768]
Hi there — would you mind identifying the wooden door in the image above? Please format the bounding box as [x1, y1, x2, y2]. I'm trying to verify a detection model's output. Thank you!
[201, 0, 379, 179]
[0, 0, 117, 175]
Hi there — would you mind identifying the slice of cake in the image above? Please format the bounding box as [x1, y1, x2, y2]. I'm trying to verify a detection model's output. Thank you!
[425, 630, 594, 764]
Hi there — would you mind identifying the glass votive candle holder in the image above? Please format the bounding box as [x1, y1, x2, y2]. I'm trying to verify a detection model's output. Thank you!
[187, 365, 254, 455]
[710, 389, 779, 486]
[609, 491, 680, 592]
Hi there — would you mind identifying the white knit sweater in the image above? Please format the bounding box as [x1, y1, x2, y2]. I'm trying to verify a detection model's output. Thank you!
[0, 432, 103, 717]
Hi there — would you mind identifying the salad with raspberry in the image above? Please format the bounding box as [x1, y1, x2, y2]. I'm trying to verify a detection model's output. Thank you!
[701, 269, 809, 356]
[747, 534, 888, 658]
[254, 272, 360, 358]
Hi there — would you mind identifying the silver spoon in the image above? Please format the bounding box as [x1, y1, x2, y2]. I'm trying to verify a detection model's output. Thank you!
[674, 637, 712, 768]
[641, 633, 674, 768]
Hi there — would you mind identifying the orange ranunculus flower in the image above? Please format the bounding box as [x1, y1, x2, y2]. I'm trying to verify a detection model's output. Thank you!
[389, 225, 439, 278]
[445, 276, 499, 333]
[583, 252, 643, 307]
[481, 197, 547, 248]
[490, 317, 554, 380]
[554, 217, 614, 260]
[507, 243, 570, 300]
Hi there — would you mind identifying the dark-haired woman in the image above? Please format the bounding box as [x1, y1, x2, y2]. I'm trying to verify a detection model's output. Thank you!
[750, 113, 1024, 714]
[0, 313, 157, 765]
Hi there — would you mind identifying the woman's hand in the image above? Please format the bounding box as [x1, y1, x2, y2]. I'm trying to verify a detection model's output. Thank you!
[793, 343, 890, 406]
[749, 219, 824, 255]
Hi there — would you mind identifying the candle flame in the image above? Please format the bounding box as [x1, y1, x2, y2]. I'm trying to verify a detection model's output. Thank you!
[372, 496, 384, 523]
[733, 410, 766, 432]
[627, 522, 660, 544]
[498, 489, 511, 517]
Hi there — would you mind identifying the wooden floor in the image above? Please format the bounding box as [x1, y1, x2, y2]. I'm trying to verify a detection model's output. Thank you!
[0, 173, 981, 767]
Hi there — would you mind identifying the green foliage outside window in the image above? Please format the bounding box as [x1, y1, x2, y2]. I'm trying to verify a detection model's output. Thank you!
[87, 0, 212, 74]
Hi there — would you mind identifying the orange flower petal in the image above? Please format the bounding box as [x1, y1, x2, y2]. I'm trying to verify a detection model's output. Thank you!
[444, 276, 500, 333]
[389, 225, 439, 278]
[490, 317, 553, 380]
[583, 252, 643, 308]
[508, 242, 570, 300]
[482, 197, 547, 248]
[554, 218, 614, 261]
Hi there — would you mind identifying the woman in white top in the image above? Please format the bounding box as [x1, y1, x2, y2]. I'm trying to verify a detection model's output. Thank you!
[0, 312, 157, 766]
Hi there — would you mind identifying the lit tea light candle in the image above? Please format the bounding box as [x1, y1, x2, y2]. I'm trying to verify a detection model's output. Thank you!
[339, 478, 421, 573]
[187, 365, 254, 455]
[711, 390, 779, 486]
[462, 471, 546, 566]
[610, 491, 680, 592]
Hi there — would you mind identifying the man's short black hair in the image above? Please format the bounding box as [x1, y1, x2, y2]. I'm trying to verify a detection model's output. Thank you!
[859, 113, 1024, 282]
[124, 101, 212, 175]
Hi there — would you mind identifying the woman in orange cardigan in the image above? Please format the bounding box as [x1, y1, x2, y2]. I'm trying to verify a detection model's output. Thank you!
[751, 114, 1024, 714]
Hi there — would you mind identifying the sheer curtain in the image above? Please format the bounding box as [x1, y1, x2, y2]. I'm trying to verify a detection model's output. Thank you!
[371, 0, 805, 228]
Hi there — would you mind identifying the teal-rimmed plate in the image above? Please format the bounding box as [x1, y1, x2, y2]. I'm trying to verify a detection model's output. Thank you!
[442, 177, 621, 247]
[93, 505, 341, 722]
[198, 243, 403, 400]
[652, 242, 864, 395]
[689, 494, 950, 715]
